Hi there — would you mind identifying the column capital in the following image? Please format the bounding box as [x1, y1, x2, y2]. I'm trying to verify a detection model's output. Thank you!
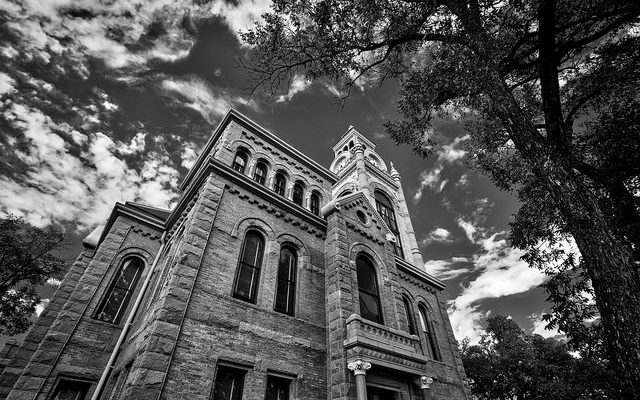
[416, 376, 433, 389]
[347, 360, 372, 376]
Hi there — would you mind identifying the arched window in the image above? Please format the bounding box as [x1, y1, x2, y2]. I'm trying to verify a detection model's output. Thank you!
[375, 190, 404, 258]
[292, 181, 304, 206]
[418, 304, 441, 361]
[274, 245, 297, 315]
[233, 231, 265, 303]
[96, 257, 144, 324]
[231, 150, 248, 174]
[402, 296, 416, 335]
[356, 255, 383, 324]
[253, 161, 268, 185]
[337, 190, 352, 198]
[309, 192, 320, 216]
[274, 172, 287, 196]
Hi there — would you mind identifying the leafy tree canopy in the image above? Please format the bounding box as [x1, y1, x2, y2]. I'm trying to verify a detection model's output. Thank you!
[461, 315, 623, 400]
[243, 0, 640, 395]
[0, 215, 65, 335]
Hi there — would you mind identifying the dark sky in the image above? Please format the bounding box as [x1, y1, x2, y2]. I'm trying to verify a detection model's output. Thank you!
[0, 0, 560, 343]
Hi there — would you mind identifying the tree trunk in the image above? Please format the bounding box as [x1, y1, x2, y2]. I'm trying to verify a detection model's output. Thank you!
[484, 73, 640, 398]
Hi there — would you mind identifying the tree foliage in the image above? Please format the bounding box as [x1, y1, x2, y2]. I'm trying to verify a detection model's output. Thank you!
[461, 315, 623, 400]
[0, 215, 65, 335]
[243, 0, 640, 395]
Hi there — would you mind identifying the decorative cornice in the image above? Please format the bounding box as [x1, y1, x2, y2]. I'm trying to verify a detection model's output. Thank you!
[243, 131, 327, 186]
[227, 186, 325, 238]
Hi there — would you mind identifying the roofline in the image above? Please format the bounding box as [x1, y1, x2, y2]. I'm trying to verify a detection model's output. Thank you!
[395, 257, 447, 290]
[332, 127, 377, 152]
[180, 109, 337, 191]
[96, 202, 166, 247]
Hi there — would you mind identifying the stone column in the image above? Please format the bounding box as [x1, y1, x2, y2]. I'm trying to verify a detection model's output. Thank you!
[351, 140, 371, 198]
[348, 360, 371, 400]
[390, 162, 425, 267]
[416, 376, 433, 400]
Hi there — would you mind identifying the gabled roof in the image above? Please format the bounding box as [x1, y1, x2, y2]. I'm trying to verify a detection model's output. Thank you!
[125, 202, 171, 221]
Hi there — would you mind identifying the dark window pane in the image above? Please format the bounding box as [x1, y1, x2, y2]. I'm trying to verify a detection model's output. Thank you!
[254, 163, 267, 185]
[403, 298, 415, 335]
[96, 258, 143, 324]
[356, 256, 383, 324]
[356, 258, 378, 294]
[310, 194, 319, 215]
[265, 375, 290, 400]
[52, 379, 91, 400]
[213, 366, 245, 400]
[241, 233, 264, 266]
[292, 184, 303, 205]
[375, 191, 404, 258]
[234, 232, 264, 303]
[359, 292, 382, 324]
[232, 153, 247, 174]
[275, 247, 297, 315]
[274, 174, 286, 196]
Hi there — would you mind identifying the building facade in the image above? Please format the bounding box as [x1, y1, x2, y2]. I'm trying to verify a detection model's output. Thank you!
[0, 109, 471, 400]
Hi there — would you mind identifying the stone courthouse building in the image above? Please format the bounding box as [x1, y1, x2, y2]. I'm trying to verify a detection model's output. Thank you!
[0, 109, 471, 400]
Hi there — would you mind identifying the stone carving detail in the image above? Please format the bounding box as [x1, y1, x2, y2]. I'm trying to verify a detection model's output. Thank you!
[347, 360, 372, 376]
[417, 376, 433, 389]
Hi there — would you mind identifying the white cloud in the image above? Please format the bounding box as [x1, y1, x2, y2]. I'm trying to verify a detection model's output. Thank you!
[0, 72, 16, 95]
[413, 165, 443, 201]
[181, 142, 199, 170]
[161, 77, 250, 123]
[424, 257, 472, 280]
[118, 132, 147, 155]
[438, 134, 469, 163]
[276, 74, 312, 103]
[530, 313, 563, 339]
[211, 0, 272, 40]
[422, 227, 453, 244]
[0, 103, 178, 230]
[413, 134, 469, 201]
[447, 218, 547, 344]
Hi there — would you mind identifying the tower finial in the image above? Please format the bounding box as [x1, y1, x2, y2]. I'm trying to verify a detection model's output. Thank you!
[390, 161, 400, 180]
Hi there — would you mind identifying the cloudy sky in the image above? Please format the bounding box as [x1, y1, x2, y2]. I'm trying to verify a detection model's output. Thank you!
[0, 0, 560, 343]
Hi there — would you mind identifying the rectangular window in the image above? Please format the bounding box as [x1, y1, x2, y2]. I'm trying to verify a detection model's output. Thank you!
[51, 378, 92, 400]
[265, 375, 291, 400]
[212, 365, 246, 400]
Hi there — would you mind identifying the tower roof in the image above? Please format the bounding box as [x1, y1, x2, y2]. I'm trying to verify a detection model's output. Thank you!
[331, 125, 377, 153]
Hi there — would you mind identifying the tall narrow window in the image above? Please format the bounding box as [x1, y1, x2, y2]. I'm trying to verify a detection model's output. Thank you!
[356, 255, 383, 324]
[213, 365, 246, 400]
[265, 375, 291, 400]
[51, 378, 91, 400]
[375, 191, 404, 258]
[292, 182, 304, 206]
[309, 192, 320, 216]
[253, 162, 267, 185]
[275, 246, 297, 315]
[233, 231, 265, 303]
[419, 304, 441, 361]
[402, 297, 416, 335]
[96, 257, 144, 324]
[274, 172, 287, 196]
[232, 151, 248, 174]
